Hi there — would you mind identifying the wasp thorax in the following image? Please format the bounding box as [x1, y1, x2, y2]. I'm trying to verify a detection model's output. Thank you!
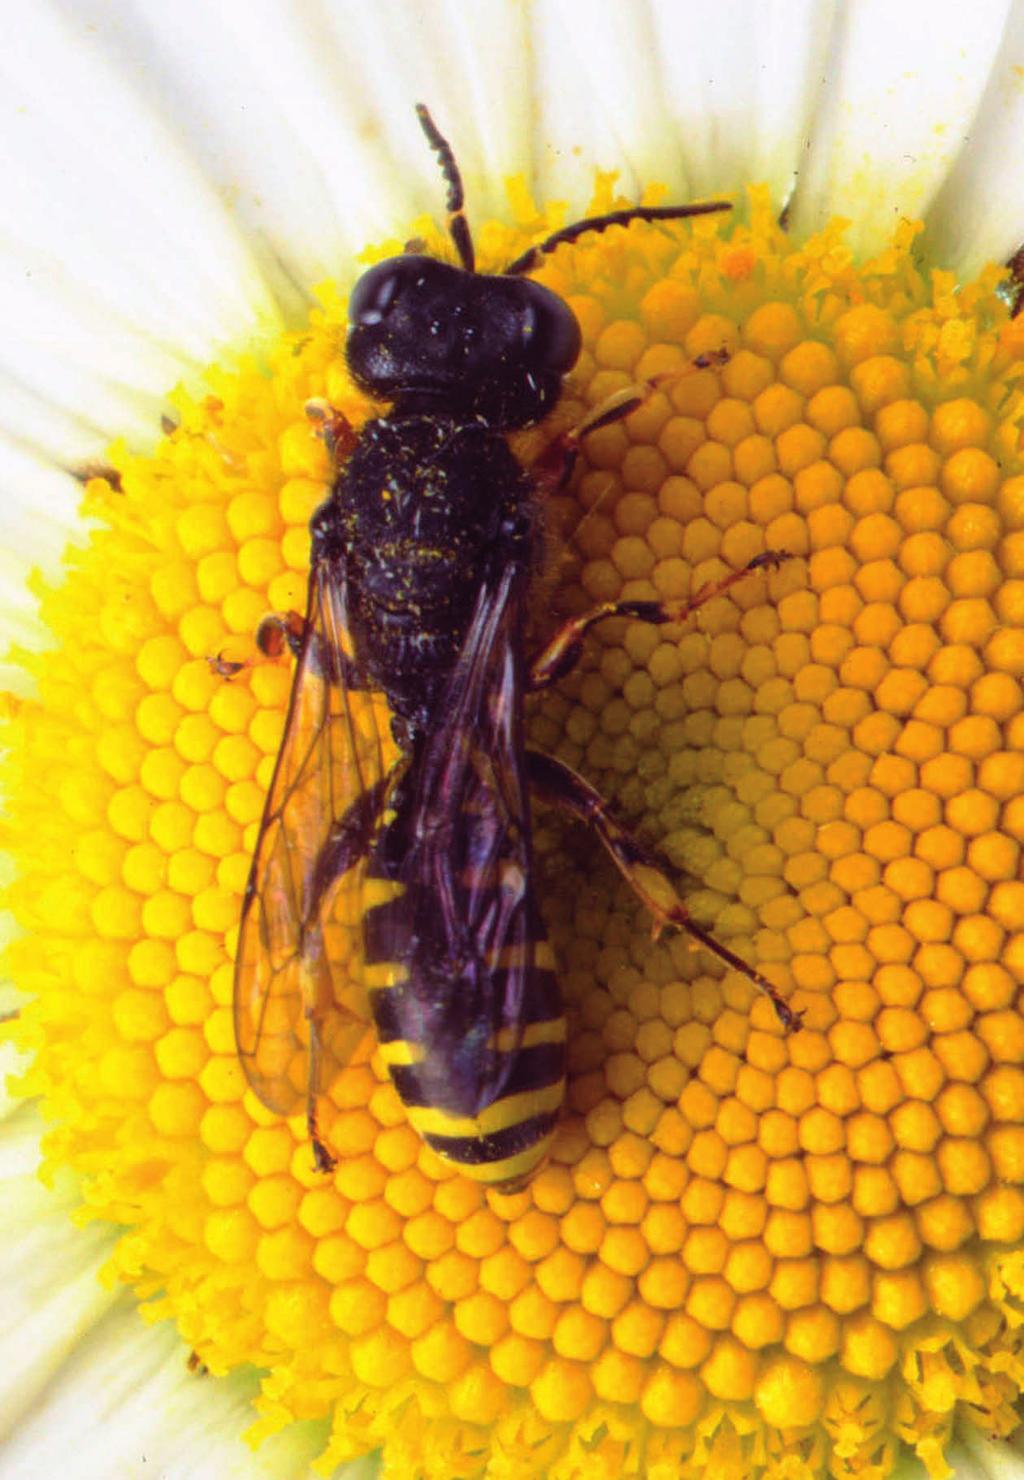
[346, 255, 581, 428]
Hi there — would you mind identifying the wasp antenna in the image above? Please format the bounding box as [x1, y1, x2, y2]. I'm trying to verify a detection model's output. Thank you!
[415, 103, 475, 274]
[503, 200, 732, 276]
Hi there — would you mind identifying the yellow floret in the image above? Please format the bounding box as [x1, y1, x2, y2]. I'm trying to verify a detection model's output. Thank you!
[755, 1354, 824, 1426]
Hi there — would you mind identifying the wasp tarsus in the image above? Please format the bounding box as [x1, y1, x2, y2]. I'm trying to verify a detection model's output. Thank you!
[691, 347, 732, 371]
[310, 1133, 337, 1176]
[234, 105, 791, 1184]
[205, 651, 249, 681]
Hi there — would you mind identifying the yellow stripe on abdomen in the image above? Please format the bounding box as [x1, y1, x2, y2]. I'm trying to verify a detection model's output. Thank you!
[406, 1078, 564, 1141]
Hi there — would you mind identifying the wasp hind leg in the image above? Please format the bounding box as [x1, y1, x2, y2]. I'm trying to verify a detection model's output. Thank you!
[527, 749, 800, 1033]
[306, 1011, 338, 1174]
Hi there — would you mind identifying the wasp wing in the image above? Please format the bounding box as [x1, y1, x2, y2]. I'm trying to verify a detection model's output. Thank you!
[365, 561, 563, 1121]
[234, 557, 394, 1115]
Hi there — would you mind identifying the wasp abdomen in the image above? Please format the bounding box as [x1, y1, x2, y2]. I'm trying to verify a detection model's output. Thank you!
[362, 815, 566, 1188]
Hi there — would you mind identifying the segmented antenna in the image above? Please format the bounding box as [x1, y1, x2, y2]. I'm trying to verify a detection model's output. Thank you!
[504, 201, 731, 277]
[415, 103, 475, 274]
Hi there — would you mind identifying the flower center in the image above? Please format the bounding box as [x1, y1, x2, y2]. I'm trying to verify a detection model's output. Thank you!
[4, 186, 1024, 1479]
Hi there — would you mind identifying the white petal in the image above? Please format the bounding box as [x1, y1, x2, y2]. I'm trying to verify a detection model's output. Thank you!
[532, 0, 840, 223]
[107, 0, 412, 280]
[0, 1104, 55, 1194]
[0, 1042, 32, 1121]
[315, 0, 535, 224]
[531, 0, 677, 203]
[34, 0, 535, 292]
[952, 1427, 1024, 1480]
[0, 3, 281, 345]
[0, 1107, 121, 1438]
[0, 985, 32, 1119]
[790, 0, 1014, 257]
[0, 1110, 376, 1478]
[0, 1, 282, 464]
[0, 1296, 371, 1480]
[647, 0, 839, 203]
[0, 434, 82, 562]
[925, 4, 1024, 276]
[0, 435, 89, 686]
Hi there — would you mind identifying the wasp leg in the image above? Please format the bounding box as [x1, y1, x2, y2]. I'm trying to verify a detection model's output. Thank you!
[304, 398, 358, 462]
[532, 351, 732, 498]
[307, 1009, 338, 1174]
[254, 609, 368, 689]
[308, 775, 390, 917]
[529, 549, 790, 690]
[527, 749, 800, 1032]
[532, 393, 647, 495]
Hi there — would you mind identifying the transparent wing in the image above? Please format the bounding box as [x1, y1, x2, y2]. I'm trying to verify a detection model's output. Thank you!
[233, 558, 396, 1115]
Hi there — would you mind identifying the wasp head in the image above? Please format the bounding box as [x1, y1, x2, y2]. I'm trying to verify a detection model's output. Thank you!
[346, 255, 581, 429]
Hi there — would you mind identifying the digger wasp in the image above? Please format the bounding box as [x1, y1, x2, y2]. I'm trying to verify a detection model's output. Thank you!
[234, 105, 796, 1184]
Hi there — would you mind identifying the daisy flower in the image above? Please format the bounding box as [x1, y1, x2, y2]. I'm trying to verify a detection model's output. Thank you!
[3, 2, 1024, 1477]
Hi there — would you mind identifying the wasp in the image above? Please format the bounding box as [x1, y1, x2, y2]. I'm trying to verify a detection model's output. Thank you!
[234, 105, 797, 1185]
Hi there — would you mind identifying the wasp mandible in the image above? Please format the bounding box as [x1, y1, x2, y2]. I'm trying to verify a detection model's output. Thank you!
[234, 105, 796, 1183]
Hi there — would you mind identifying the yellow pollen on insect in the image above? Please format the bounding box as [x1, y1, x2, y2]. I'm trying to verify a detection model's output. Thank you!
[2, 186, 1024, 1479]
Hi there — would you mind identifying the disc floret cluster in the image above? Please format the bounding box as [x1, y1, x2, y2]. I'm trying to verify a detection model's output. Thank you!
[3, 186, 1024, 1479]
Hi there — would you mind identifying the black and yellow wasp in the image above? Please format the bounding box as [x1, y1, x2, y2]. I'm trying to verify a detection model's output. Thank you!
[233, 106, 797, 1187]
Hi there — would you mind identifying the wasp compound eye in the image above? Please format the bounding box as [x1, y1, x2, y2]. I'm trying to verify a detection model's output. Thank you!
[348, 258, 419, 326]
[519, 282, 582, 375]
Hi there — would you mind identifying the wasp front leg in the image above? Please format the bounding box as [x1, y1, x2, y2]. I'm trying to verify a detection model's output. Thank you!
[531, 349, 733, 498]
[527, 749, 799, 1032]
[304, 398, 359, 462]
[529, 550, 789, 690]
[253, 399, 359, 674]
[531, 389, 652, 496]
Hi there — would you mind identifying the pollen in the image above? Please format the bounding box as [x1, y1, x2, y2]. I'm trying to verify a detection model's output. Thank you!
[3, 189, 1024, 1480]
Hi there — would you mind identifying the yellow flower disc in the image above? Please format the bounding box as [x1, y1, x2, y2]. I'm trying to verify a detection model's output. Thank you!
[4, 185, 1024, 1479]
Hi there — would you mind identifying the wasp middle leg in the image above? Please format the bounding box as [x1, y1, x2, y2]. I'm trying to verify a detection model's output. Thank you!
[529, 549, 789, 690]
[527, 750, 799, 1032]
[255, 609, 370, 690]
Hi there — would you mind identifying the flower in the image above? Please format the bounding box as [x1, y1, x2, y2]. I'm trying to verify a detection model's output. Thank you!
[3, 3, 1024, 1478]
